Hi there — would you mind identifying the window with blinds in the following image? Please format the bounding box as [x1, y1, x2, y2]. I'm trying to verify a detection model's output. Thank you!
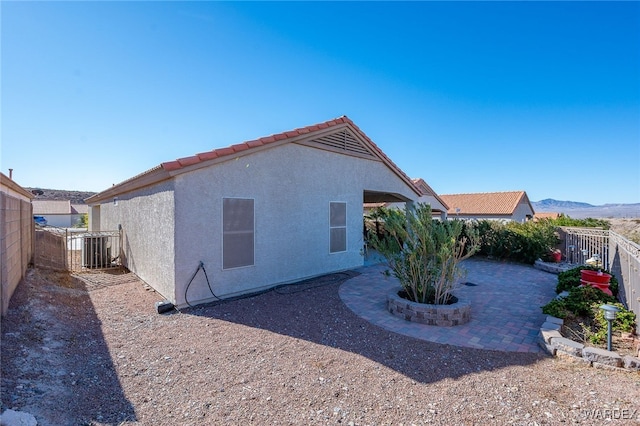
[222, 198, 254, 269]
[330, 202, 347, 253]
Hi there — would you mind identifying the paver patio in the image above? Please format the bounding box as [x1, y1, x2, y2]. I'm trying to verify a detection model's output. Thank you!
[339, 257, 558, 353]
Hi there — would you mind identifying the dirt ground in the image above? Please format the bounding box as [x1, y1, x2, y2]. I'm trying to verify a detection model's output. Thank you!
[606, 218, 640, 243]
[2, 267, 639, 425]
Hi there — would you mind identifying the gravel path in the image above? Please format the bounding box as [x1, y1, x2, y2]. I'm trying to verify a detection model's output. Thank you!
[1, 267, 639, 425]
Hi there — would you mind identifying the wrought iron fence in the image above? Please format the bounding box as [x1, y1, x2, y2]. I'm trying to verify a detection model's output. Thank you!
[560, 226, 640, 334]
[609, 231, 640, 333]
[34, 226, 122, 272]
[561, 227, 610, 267]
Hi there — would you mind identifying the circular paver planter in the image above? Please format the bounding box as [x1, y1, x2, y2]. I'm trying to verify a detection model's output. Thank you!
[387, 287, 471, 326]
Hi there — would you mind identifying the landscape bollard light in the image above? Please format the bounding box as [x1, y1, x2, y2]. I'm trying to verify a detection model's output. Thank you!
[600, 304, 620, 351]
[581, 249, 589, 265]
[568, 245, 575, 264]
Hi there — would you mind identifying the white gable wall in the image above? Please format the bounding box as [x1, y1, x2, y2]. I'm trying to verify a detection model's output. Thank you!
[512, 200, 534, 223]
[96, 181, 177, 302]
[173, 142, 416, 307]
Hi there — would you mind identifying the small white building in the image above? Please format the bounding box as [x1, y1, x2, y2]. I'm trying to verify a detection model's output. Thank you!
[32, 200, 88, 228]
[86, 116, 436, 308]
[439, 191, 535, 223]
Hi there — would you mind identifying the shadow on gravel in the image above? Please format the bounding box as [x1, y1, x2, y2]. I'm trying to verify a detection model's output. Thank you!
[183, 270, 547, 386]
[0, 268, 137, 425]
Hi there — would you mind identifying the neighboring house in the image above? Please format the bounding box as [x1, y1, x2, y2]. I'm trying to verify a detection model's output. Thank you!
[534, 212, 561, 220]
[363, 177, 449, 219]
[439, 191, 535, 222]
[86, 116, 427, 308]
[32, 200, 88, 228]
[1, 172, 34, 315]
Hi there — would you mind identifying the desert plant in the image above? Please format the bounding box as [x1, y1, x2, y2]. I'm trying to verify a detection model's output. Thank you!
[367, 203, 479, 305]
[551, 215, 610, 229]
[74, 213, 88, 228]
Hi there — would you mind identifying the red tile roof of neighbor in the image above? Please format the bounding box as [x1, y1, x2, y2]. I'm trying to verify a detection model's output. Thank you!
[534, 212, 561, 220]
[439, 191, 532, 216]
[87, 116, 424, 203]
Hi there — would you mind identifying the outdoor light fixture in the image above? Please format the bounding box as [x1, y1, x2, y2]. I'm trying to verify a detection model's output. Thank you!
[600, 304, 620, 351]
[568, 245, 575, 264]
[581, 249, 589, 264]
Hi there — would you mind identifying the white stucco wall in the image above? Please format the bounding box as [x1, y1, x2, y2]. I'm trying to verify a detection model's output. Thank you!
[172, 143, 417, 306]
[513, 200, 534, 223]
[40, 214, 73, 228]
[95, 181, 177, 303]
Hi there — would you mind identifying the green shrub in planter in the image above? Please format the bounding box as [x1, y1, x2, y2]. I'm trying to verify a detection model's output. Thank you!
[542, 285, 617, 319]
[588, 302, 636, 345]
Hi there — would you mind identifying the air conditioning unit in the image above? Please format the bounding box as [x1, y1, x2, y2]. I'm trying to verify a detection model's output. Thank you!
[82, 235, 111, 268]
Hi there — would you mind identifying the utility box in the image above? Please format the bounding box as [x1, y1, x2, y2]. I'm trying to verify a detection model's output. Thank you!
[83, 235, 111, 268]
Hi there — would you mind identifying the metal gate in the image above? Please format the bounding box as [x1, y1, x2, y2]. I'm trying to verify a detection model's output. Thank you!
[34, 226, 122, 272]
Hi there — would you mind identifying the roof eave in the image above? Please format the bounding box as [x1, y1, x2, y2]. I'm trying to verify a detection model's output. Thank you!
[85, 166, 171, 204]
[1, 173, 34, 199]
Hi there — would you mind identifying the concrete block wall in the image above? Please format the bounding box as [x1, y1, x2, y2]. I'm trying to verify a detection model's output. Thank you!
[1, 190, 34, 316]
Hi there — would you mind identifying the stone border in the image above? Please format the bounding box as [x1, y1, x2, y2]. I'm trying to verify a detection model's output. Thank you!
[538, 315, 640, 372]
[533, 259, 573, 274]
[387, 287, 470, 326]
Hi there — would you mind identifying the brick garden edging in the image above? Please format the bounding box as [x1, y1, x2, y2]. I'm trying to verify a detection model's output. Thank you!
[534, 260, 640, 371]
[387, 287, 471, 326]
[538, 315, 640, 372]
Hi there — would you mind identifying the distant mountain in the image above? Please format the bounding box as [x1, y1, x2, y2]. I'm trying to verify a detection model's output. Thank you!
[532, 199, 640, 219]
[26, 187, 97, 204]
[533, 199, 594, 210]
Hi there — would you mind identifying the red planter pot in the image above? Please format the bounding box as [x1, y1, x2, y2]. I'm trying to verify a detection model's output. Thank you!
[580, 269, 613, 296]
[580, 270, 611, 284]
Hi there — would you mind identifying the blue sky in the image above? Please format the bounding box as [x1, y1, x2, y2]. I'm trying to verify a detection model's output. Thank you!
[2, 1, 639, 205]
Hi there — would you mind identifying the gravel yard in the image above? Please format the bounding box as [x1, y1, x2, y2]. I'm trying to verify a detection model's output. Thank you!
[1, 266, 639, 425]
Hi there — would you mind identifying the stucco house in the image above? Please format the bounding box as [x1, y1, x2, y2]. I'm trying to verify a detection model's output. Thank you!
[86, 116, 433, 308]
[32, 200, 88, 228]
[439, 191, 535, 222]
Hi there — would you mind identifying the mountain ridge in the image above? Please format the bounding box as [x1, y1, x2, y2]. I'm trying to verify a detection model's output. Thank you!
[25, 187, 97, 204]
[23, 189, 639, 218]
[532, 199, 639, 218]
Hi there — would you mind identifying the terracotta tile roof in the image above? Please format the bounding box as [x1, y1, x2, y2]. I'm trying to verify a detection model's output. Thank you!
[160, 116, 403, 175]
[33, 200, 71, 214]
[88, 116, 422, 203]
[439, 191, 531, 216]
[534, 212, 561, 220]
